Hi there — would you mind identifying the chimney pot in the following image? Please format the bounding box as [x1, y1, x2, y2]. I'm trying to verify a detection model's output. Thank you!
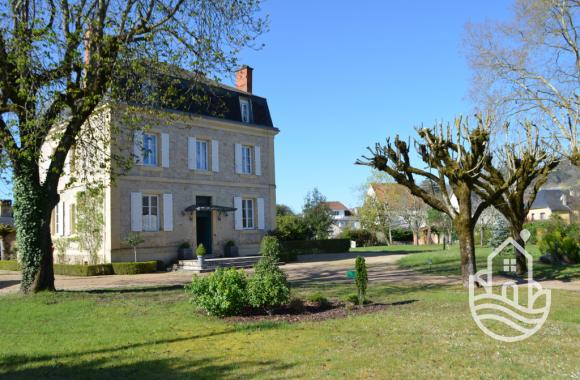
[235, 65, 253, 93]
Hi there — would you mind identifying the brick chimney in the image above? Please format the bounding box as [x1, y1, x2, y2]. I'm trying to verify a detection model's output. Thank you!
[235, 65, 253, 93]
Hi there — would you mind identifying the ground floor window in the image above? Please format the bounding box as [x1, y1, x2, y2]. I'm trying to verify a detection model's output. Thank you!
[242, 198, 255, 229]
[142, 195, 159, 231]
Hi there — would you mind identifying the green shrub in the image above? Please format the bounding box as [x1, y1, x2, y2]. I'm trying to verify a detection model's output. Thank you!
[306, 292, 330, 308]
[539, 231, 580, 264]
[112, 261, 158, 275]
[355, 256, 368, 305]
[272, 214, 310, 241]
[54, 263, 114, 276]
[390, 228, 413, 242]
[340, 229, 377, 247]
[186, 268, 248, 317]
[0, 260, 20, 271]
[343, 293, 371, 305]
[247, 256, 290, 312]
[196, 244, 206, 257]
[260, 235, 282, 260]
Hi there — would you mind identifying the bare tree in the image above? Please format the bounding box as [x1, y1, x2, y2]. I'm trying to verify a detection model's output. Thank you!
[0, 0, 266, 293]
[359, 116, 514, 287]
[473, 122, 560, 275]
[465, 0, 579, 164]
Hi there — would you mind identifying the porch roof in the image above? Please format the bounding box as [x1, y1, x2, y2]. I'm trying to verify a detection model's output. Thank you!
[183, 204, 237, 213]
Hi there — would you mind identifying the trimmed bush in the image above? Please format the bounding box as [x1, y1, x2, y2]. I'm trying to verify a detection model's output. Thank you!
[0, 260, 20, 271]
[390, 228, 413, 242]
[260, 235, 282, 260]
[112, 261, 158, 275]
[280, 239, 350, 258]
[186, 267, 248, 317]
[247, 256, 290, 312]
[355, 256, 368, 306]
[54, 263, 113, 276]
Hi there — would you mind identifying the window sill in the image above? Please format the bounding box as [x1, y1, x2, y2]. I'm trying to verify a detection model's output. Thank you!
[139, 165, 163, 172]
[193, 170, 213, 175]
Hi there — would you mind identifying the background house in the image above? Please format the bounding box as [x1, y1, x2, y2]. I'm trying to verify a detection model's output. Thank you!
[527, 188, 577, 223]
[322, 201, 360, 237]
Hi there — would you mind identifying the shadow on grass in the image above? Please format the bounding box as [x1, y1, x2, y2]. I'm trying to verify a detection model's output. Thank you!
[0, 355, 294, 380]
[62, 284, 187, 294]
[0, 325, 292, 379]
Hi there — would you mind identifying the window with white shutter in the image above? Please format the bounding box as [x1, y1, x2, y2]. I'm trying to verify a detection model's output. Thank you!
[211, 140, 219, 172]
[161, 133, 169, 168]
[163, 193, 173, 231]
[131, 192, 142, 232]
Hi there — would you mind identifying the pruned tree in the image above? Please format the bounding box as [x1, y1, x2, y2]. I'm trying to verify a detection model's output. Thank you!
[472, 122, 560, 274]
[464, 0, 579, 164]
[358, 116, 515, 287]
[0, 1, 266, 292]
[359, 192, 396, 245]
[393, 187, 428, 246]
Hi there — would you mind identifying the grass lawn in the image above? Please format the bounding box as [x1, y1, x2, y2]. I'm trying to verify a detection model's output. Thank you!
[1, 282, 579, 379]
[352, 244, 580, 281]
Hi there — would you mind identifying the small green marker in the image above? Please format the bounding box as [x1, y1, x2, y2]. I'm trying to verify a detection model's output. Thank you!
[346, 270, 355, 279]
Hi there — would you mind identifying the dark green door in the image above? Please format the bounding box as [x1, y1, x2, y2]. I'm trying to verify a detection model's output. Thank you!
[196, 211, 212, 255]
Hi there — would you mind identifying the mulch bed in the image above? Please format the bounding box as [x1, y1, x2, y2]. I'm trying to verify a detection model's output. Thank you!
[224, 300, 417, 323]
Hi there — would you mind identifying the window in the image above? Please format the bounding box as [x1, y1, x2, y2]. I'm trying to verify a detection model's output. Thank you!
[196, 140, 209, 170]
[143, 133, 158, 166]
[240, 98, 251, 123]
[242, 145, 253, 174]
[540, 212, 546, 220]
[142, 195, 159, 231]
[530, 213, 535, 221]
[332, 211, 340, 216]
[242, 199, 255, 229]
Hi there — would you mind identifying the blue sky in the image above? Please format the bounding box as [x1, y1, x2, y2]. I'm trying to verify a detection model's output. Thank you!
[235, 0, 511, 213]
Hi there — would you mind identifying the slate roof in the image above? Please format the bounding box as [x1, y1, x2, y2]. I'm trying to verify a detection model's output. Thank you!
[530, 189, 572, 212]
[117, 67, 275, 129]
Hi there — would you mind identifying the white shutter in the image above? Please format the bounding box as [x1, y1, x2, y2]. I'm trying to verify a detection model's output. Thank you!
[257, 197, 265, 230]
[255, 146, 261, 176]
[56, 203, 63, 236]
[235, 144, 242, 174]
[188, 137, 196, 170]
[211, 140, 219, 172]
[133, 130, 143, 164]
[234, 196, 243, 230]
[131, 192, 142, 232]
[161, 133, 169, 168]
[163, 193, 173, 231]
[63, 201, 69, 236]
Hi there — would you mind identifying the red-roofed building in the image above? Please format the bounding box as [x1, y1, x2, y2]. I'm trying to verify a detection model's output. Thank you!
[322, 201, 360, 237]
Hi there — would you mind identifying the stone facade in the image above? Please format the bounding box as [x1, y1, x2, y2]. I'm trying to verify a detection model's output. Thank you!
[49, 91, 278, 265]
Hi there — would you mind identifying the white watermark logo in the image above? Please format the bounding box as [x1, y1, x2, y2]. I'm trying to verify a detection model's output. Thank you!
[469, 230, 551, 342]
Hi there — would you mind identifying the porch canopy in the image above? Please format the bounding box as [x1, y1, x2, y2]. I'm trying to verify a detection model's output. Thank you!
[183, 204, 237, 214]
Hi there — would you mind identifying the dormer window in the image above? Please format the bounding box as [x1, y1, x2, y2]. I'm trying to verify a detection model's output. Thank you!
[239, 97, 251, 123]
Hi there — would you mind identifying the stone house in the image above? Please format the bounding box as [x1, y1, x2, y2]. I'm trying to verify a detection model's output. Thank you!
[45, 66, 278, 264]
[527, 188, 577, 224]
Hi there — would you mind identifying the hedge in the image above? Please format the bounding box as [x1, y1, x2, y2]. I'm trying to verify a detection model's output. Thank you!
[280, 239, 350, 261]
[0, 260, 20, 271]
[1, 261, 159, 276]
[111, 261, 158, 275]
[54, 263, 114, 276]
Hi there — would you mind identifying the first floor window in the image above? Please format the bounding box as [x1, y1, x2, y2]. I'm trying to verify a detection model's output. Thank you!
[540, 212, 546, 220]
[143, 133, 158, 166]
[196, 140, 209, 170]
[242, 145, 253, 174]
[242, 198, 255, 229]
[142, 195, 159, 231]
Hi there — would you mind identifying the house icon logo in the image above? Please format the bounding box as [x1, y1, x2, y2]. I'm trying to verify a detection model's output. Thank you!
[469, 229, 551, 342]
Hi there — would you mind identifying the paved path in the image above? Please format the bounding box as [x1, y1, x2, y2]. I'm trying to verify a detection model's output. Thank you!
[1, 251, 579, 294]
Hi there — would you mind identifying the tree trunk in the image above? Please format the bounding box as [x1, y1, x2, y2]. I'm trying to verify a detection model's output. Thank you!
[13, 167, 58, 293]
[455, 218, 477, 288]
[509, 219, 528, 276]
[480, 224, 484, 247]
[388, 227, 392, 245]
[0, 238, 4, 261]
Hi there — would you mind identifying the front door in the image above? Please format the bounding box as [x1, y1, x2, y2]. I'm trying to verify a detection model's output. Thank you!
[196, 210, 213, 255]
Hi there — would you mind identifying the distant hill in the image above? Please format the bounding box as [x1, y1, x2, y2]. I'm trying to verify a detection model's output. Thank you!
[544, 160, 580, 191]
